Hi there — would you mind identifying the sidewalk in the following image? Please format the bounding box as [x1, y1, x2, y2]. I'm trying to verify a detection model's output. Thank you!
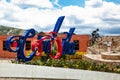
[0, 58, 12, 63]
[0, 62, 120, 80]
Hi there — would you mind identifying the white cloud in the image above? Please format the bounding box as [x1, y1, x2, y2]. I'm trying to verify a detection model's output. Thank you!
[52, 0, 61, 8]
[0, 0, 120, 35]
[85, 0, 103, 7]
[11, 0, 53, 8]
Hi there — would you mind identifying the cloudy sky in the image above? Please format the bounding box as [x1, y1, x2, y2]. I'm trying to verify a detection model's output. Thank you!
[0, 0, 120, 35]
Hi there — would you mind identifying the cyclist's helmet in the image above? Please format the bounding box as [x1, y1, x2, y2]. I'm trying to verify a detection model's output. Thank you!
[96, 28, 99, 31]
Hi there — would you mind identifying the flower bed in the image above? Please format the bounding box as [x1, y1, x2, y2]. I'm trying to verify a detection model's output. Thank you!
[12, 57, 120, 74]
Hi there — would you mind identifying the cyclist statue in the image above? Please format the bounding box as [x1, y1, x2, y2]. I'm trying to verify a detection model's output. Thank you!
[90, 28, 100, 45]
[92, 29, 99, 38]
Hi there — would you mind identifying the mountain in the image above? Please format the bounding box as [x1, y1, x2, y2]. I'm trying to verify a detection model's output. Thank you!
[0, 25, 25, 35]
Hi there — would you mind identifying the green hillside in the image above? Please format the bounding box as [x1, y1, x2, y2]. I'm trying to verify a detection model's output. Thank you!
[0, 25, 25, 35]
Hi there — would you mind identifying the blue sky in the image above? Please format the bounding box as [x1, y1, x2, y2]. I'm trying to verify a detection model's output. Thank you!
[58, 0, 85, 7]
[51, 0, 120, 7]
[104, 0, 120, 4]
[0, 0, 120, 35]
[6, 0, 120, 7]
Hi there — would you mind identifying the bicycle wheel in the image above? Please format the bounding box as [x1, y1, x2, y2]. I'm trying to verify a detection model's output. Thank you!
[95, 36, 102, 42]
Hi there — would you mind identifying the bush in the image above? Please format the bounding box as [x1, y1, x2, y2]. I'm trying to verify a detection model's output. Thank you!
[66, 52, 86, 59]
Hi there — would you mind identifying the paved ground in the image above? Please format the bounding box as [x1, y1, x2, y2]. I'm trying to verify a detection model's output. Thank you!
[0, 59, 65, 80]
[0, 78, 65, 80]
[0, 59, 12, 63]
[0, 60, 120, 80]
[0, 57, 120, 80]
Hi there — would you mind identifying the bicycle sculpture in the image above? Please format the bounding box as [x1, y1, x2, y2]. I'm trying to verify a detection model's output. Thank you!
[89, 29, 101, 46]
[5, 16, 76, 61]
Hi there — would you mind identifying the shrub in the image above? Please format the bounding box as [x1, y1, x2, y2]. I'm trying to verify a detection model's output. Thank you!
[66, 52, 86, 59]
[12, 52, 120, 74]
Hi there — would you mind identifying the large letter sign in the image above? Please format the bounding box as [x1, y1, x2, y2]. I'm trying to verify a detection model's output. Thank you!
[6, 29, 37, 61]
[5, 16, 76, 61]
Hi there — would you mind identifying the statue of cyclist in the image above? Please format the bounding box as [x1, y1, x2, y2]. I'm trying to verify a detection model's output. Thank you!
[91, 28, 100, 45]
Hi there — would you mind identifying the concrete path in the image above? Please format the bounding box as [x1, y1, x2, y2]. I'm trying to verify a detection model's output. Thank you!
[0, 59, 12, 63]
[0, 62, 120, 80]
